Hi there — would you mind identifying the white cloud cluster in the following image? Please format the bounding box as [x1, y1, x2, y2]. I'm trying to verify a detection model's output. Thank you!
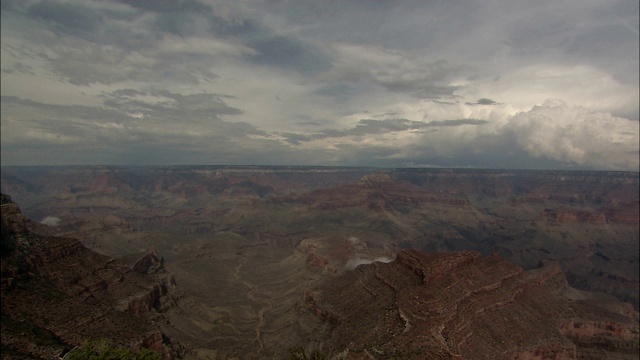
[504, 100, 639, 170]
[464, 64, 640, 119]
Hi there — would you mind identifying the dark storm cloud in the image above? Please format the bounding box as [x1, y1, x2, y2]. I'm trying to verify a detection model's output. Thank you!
[425, 119, 488, 126]
[321, 138, 569, 170]
[117, 0, 329, 74]
[110, 88, 147, 98]
[5, 1, 215, 85]
[477, 98, 497, 105]
[326, 119, 423, 137]
[2, 62, 35, 75]
[567, 22, 639, 85]
[313, 84, 362, 104]
[324, 121, 592, 170]
[333, 143, 403, 162]
[379, 81, 458, 99]
[13, 0, 329, 85]
[121, 0, 259, 39]
[332, 118, 486, 136]
[0, 0, 17, 11]
[116, 0, 211, 14]
[466, 98, 499, 106]
[27, 1, 103, 34]
[1, 0, 637, 169]
[399, 130, 604, 171]
[326, 44, 462, 100]
[281, 118, 487, 144]
[139, 2, 258, 39]
[246, 35, 331, 74]
[281, 133, 312, 145]
[372, 61, 460, 99]
[2, 96, 122, 123]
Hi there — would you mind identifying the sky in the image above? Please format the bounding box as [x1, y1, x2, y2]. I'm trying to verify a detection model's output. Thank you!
[1, 0, 638, 170]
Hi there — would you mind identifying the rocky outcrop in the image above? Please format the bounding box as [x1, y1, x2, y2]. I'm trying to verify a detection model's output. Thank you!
[0, 194, 181, 359]
[128, 247, 166, 275]
[306, 253, 330, 271]
[1, 193, 27, 235]
[134, 253, 165, 275]
[141, 332, 181, 359]
[125, 276, 179, 315]
[306, 250, 639, 359]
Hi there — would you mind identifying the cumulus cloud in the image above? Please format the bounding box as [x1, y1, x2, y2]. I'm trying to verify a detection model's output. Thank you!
[503, 100, 639, 170]
[246, 34, 331, 74]
[273, 98, 638, 170]
[464, 63, 639, 120]
[27, 1, 104, 36]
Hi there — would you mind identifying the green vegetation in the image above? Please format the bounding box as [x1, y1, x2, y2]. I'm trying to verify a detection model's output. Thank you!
[65, 339, 161, 360]
[288, 346, 329, 360]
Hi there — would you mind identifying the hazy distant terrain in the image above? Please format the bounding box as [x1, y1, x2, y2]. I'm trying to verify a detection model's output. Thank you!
[1, 166, 638, 358]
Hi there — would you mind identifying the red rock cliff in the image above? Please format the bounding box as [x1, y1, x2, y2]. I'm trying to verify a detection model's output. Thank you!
[307, 250, 639, 359]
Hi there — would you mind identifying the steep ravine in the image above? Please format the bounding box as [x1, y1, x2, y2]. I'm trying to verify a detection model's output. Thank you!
[0, 193, 180, 359]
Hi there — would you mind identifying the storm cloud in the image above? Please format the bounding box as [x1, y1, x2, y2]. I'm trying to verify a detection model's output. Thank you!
[1, 0, 638, 170]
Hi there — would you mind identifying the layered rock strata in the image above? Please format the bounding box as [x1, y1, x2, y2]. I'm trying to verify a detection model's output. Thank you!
[0, 194, 179, 359]
[306, 250, 639, 359]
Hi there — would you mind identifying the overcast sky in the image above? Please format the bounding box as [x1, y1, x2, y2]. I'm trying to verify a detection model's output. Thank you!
[1, 0, 638, 170]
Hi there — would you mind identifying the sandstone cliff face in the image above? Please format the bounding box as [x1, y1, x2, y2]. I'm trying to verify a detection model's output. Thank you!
[306, 250, 639, 359]
[125, 279, 178, 315]
[1, 194, 27, 235]
[0, 194, 179, 359]
[121, 246, 167, 275]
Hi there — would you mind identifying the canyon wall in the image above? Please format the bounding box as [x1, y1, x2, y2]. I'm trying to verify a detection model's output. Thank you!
[305, 250, 639, 359]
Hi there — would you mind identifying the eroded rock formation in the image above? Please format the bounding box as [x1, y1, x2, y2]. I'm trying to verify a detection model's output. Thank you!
[0, 194, 179, 359]
[306, 250, 639, 359]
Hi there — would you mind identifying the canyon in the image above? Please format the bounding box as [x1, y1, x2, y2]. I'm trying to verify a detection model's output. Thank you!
[304, 250, 638, 359]
[1, 166, 638, 358]
[1, 194, 180, 359]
